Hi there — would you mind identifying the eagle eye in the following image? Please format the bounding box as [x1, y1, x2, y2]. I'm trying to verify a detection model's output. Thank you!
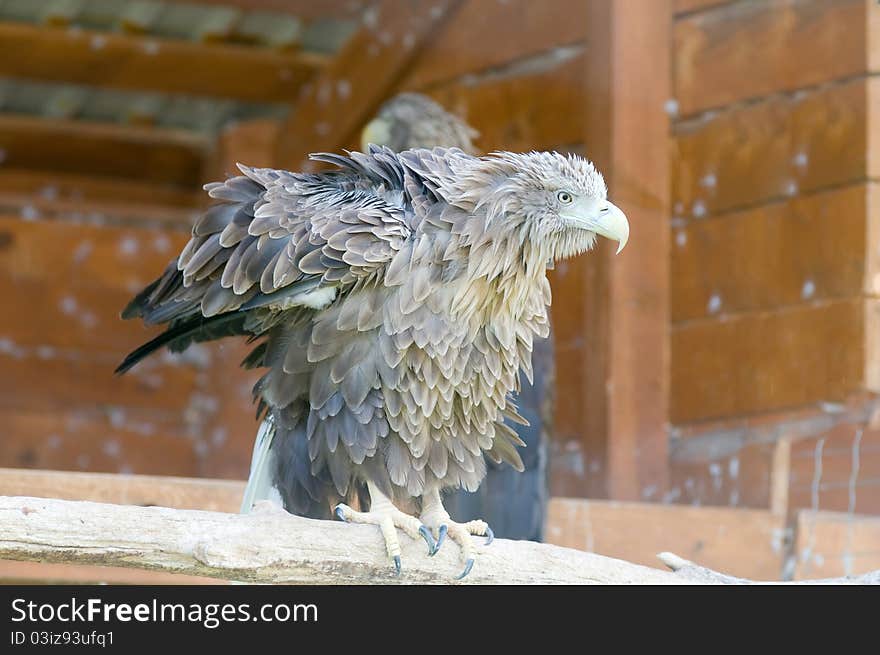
[557, 191, 573, 204]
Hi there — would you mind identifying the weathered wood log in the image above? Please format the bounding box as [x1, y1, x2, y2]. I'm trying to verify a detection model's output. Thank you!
[0, 496, 876, 585]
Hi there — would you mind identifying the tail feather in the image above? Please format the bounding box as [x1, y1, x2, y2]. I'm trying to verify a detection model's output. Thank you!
[115, 312, 246, 374]
[240, 415, 278, 514]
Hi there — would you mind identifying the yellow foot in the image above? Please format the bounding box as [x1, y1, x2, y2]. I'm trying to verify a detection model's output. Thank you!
[334, 501, 435, 575]
[419, 509, 494, 579]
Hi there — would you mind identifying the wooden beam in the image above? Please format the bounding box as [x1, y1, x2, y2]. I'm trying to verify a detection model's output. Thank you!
[545, 497, 786, 580]
[674, 0, 873, 117]
[0, 169, 200, 209]
[551, 0, 670, 500]
[403, 0, 588, 90]
[0, 114, 208, 188]
[171, 0, 366, 21]
[427, 50, 585, 153]
[0, 193, 198, 228]
[0, 22, 326, 103]
[0, 467, 243, 512]
[274, 0, 463, 170]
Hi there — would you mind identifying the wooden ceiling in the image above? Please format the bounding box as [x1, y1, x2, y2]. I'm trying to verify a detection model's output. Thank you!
[0, 0, 366, 198]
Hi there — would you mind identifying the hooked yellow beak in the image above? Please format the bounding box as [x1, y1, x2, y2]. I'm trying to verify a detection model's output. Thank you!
[594, 202, 629, 254]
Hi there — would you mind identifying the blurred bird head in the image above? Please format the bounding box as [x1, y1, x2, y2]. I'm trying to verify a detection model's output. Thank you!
[440, 150, 629, 260]
[362, 92, 479, 153]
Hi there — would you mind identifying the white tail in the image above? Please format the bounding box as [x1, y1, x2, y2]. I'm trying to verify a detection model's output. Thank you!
[239, 414, 278, 514]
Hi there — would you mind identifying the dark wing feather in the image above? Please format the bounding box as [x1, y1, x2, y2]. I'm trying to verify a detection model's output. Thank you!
[119, 153, 413, 371]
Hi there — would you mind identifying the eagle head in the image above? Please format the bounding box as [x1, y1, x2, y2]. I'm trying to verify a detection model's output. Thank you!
[443, 150, 629, 262]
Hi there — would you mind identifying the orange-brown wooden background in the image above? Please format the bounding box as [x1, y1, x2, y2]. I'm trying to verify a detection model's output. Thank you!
[1, 0, 879, 581]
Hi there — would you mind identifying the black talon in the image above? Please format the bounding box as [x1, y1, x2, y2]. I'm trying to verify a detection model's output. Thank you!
[334, 506, 347, 522]
[431, 524, 448, 556]
[455, 558, 475, 580]
[419, 525, 436, 554]
[393, 555, 402, 576]
[484, 526, 494, 546]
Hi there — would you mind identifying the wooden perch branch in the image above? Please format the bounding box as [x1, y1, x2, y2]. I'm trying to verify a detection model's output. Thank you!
[0, 496, 877, 585]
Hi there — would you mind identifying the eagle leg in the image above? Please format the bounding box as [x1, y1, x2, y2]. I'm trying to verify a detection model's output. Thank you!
[334, 481, 435, 575]
[419, 487, 493, 580]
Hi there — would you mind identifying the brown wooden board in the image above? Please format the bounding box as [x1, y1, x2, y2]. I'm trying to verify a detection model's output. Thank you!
[672, 76, 871, 219]
[275, 0, 462, 170]
[545, 497, 785, 580]
[548, 0, 670, 500]
[172, 0, 366, 21]
[0, 467, 243, 511]
[0, 216, 188, 353]
[404, 0, 588, 90]
[0, 115, 208, 188]
[672, 183, 875, 322]
[792, 510, 880, 579]
[787, 423, 880, 515]
[0, 169, 201, 209]
[669, 439, 778, 509]
[0, 22, 325, 103]
[671, 299, 879, 423]
[427, 51, 586, 153]
[674, 0, 872, 117]
[0, 408, 199, 476]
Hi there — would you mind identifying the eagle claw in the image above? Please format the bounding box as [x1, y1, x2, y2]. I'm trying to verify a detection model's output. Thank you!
[429, 524, 448, 556]
[484, 526, 494, 546]
[334, 505, 347, 522]
[393, 555, 402, 576]
[455, 558, 475, 580]
[419, 525, 436, 554]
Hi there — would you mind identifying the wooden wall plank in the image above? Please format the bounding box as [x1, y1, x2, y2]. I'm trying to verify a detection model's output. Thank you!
[0, 408, 199, 476]
[669, 439, 778, 508]
[545, 497, 785, 580]
[0, 467, 243, 511]
[426, 51, 585, 153]
[0, 354, 198, 415]
[673, 76, 870, 219]
[550, 0, 670, 500]
[672, 184, 872, 322]
[671, 299, 876, 423]
[405, 0, 588, 90]
[0, 170, 201, 209]
[172, 0, 366, 21]
[0, 216, 188, 353]
[674, 0, 871, 117]
[274, 0, 462, 170]
[0, 115, 208, 188]
[792, 510, 880, 579]
[0, 22, 325, 103]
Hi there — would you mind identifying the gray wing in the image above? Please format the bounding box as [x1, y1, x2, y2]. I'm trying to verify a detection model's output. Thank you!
[127, 164, 411, 328]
